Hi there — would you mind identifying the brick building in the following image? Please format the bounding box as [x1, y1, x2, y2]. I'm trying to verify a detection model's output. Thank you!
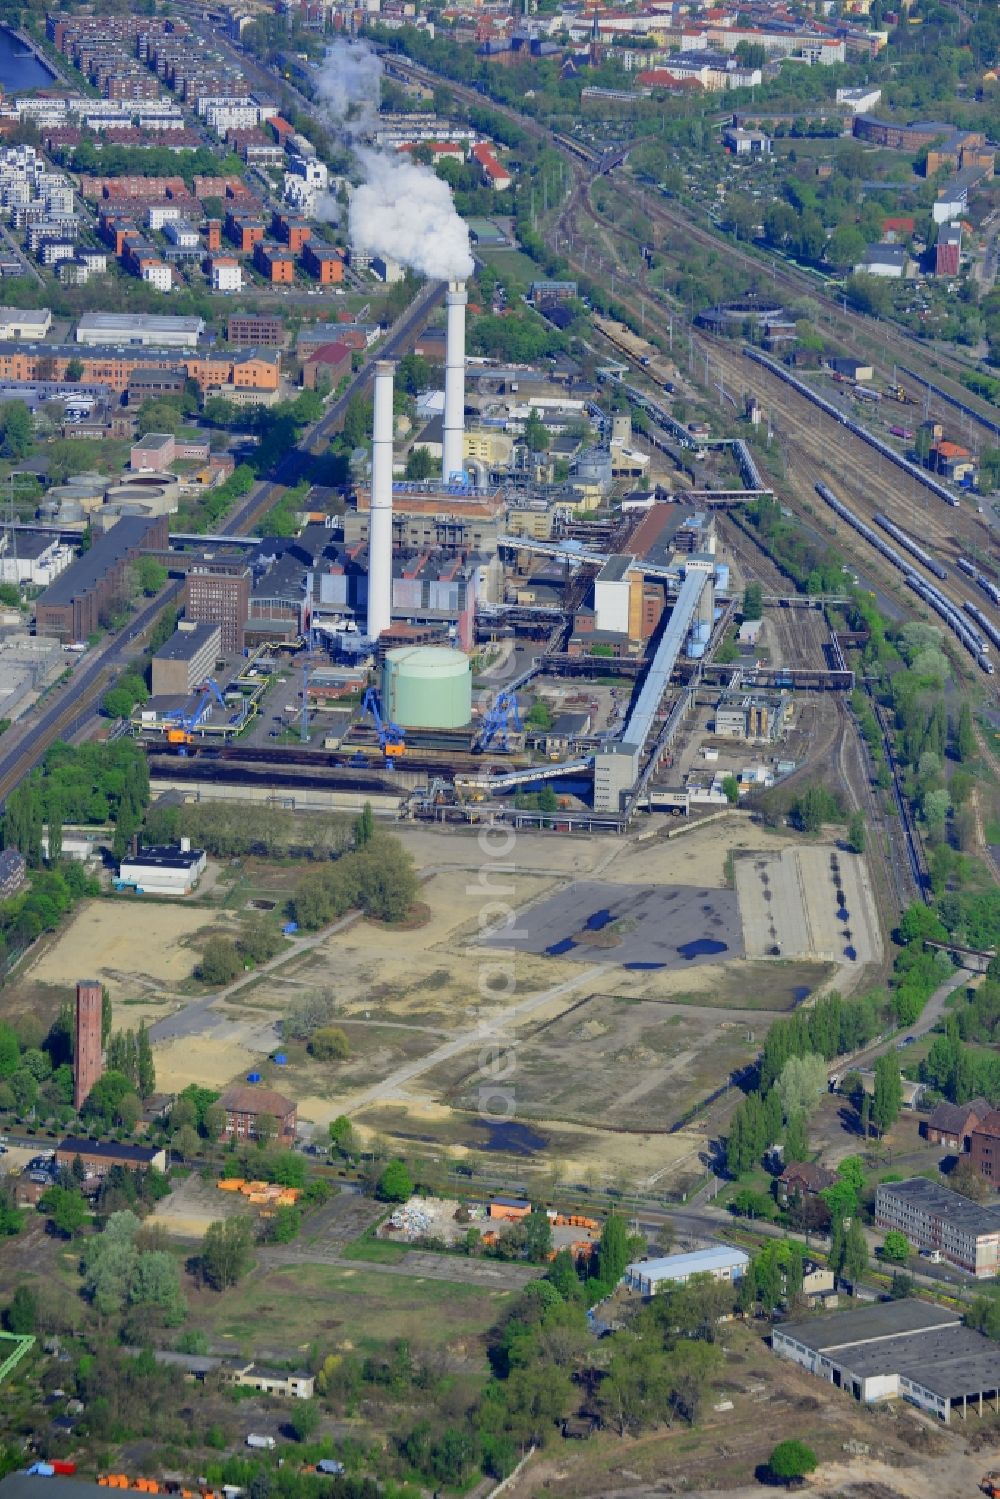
[184, 559, 251, 652]
[73, 979, 104, 1110]
[227, 314, 284, 347]
[35, 514, 169, 642]
[55, 1137, 168, 1176]
[253, 242, 295, 284]
[971, 1110, 1000, 1181]
[925, 1098, 989, 1152]
[301, 243, 344, 284]
[219, 1084, 297, 1143]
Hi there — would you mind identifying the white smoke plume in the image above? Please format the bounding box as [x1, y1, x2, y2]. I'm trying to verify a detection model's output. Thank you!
[313, 40, 473, 284]
[349, 147, 474, 283]
[312, 191, 341, 224]
[314, 38, 381, 134]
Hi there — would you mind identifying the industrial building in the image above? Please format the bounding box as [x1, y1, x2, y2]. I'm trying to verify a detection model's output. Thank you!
[0, 306, 51, 340]
[382, 645, 472, 730]
[150, 621, 222, 696]
[34, 514, 169, 641]
[184, 559, 251, 653]
[117, 841, 207, 896]
[714, 690, 788, 742]
[75, 311, 205, 347]
[625, 1246, 749, 1295]
[772, 1299, 1000, 1423]
[874, 1178, 1000, 1277]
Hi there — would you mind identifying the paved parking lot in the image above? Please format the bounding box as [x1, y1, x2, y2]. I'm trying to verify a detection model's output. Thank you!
[485, 878, 744, 969]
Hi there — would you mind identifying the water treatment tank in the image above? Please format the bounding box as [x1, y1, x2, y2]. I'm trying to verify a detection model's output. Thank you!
[382, 645, 472, 730]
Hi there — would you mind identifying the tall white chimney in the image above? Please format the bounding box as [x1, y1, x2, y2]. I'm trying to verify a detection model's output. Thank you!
[442, 279, 467, 484]
[367, 359, 394, 641]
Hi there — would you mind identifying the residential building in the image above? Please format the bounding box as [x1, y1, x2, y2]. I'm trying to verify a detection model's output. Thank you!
[971, 1110, 1000, 1181]
[164, 219, 200, 249]
[0, 847, 25, 898]
[225, 211, 266, 253]
[209, 255, 242, 292]
[142, 262, 173, 293]
[55, 1137, 168, 1176]
[184, 560, 251, 652]
[529, 279, 578, 306]
[227, 314, 283, 347]
[74, 978, 104, 1110]
[625, 1246, 749, 1294]
[150, 621, 222, 695]
[925, 1098, 989, 1152]
[301, 242, 344, 283]
[875, 1178, 1000, 1277]
[776, 1161, 836, 1204]
[35, 514, 170, 642]
[272, 212, 311, 251]
[773, 1298, 1000, 1423]
[836, 85, 882, 113]
[931, 439, 975, 483]
[253, 241, 295, 284]
[219, 1083, 297, 1143]
[118, 842, 208, 896]
[75, 311, 204, 348]
[470, 142, 511, 189]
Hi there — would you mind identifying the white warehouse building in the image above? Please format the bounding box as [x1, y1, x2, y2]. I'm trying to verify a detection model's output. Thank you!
[625, 1246, 749, 1295]
[117, 840, 207, 896]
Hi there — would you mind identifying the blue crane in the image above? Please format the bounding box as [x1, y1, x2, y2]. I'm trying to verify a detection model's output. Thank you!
[474, 689, 523, 753]
[163, 678, 230, 751]
[360, 687, 406, 757]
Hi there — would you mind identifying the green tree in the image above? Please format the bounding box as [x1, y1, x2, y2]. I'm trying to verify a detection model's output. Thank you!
[597, 1212, 631, 1285]
[4, 1284, 36, 1334]
[200, 1216, 253, 1290]
[873, 1052, 903, 1135]
[354, 801, 374, 848]
[135, 557, 168, 597]
[742, 581, 763, 620]
[288, 1401, 319, 1442]
[0, 401, 34, 461]
[847, 810, 866, 854]
[404, 444, 435, 480]
[136, 1023, 155, 1100]
[783, 1110, 809, 1164]
[881, 1229, 911, 1263]
[377, 1159, 413, 1202]
[328, 1114, 356, 1155]
[843, 1215, 869, 1287]
[198, 936, 242, 985]
[523, 409, 550, 453]
[721, 775, 739, 805]
[524, 1207, 553, 1261]
[308, 1026, 350, 1061]
[40, 1185, 87, 1238]
[65, 358, 84, 382]
[768, 1440, 818, 1483]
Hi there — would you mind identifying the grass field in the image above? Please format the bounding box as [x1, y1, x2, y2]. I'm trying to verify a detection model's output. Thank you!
[193, 1261, 510, 1357]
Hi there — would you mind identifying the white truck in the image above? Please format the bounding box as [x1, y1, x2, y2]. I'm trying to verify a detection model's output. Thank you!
[245, 1435, 275, 1451]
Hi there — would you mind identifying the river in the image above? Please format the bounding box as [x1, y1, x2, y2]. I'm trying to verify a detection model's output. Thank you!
[0, 27, 56, 92]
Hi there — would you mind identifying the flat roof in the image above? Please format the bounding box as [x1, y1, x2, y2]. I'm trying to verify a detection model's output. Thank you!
[153, 622, 221, 662]
[597, 554, 635, 583]
[878, 1176, 1000, 1237]
[77, 312, 204, 334]
[120, 845, 205, 871]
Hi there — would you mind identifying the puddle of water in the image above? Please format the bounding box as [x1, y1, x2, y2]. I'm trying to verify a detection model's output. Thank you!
[585, 909, 614, 931]
[844, 945, 857, 961]
[469, 1119, 549, 1155]
[793, 986, 811, 1002]
[677, 937, 728, 961]
[624, 961, 665, 971]
[546, 937, 577, 956]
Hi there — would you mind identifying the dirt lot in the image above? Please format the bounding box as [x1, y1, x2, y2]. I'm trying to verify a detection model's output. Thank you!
[20, 899, 236, 1010]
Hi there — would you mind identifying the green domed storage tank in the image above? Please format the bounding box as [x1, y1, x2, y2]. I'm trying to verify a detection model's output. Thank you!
[381, 645, 472, 730]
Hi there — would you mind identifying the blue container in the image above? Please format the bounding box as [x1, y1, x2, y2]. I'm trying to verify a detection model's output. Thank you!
[246, 1071, 262, 1083]
[273, 1053, 288, 1066]
[283, 921, 298, 935]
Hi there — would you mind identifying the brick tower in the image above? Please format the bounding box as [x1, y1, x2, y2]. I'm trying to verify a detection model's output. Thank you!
[74, 979, 103, 1110]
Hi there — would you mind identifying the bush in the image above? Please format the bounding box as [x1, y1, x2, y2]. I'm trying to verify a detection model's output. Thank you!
[308, 1026, 349, 1061]
[768, 1440, 818, 1483]
[377, 1160, 413, 1202]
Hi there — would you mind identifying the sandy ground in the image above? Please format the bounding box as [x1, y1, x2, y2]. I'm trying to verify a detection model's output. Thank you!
[25, 898, 232, 1007]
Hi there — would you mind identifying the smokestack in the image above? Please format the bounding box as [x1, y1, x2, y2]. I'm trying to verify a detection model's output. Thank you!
[367, 359, 394, 641]
[442, 279, 467, 484]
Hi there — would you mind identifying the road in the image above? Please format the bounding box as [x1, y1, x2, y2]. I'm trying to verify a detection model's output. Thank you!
[825, 965, 976, 1082]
